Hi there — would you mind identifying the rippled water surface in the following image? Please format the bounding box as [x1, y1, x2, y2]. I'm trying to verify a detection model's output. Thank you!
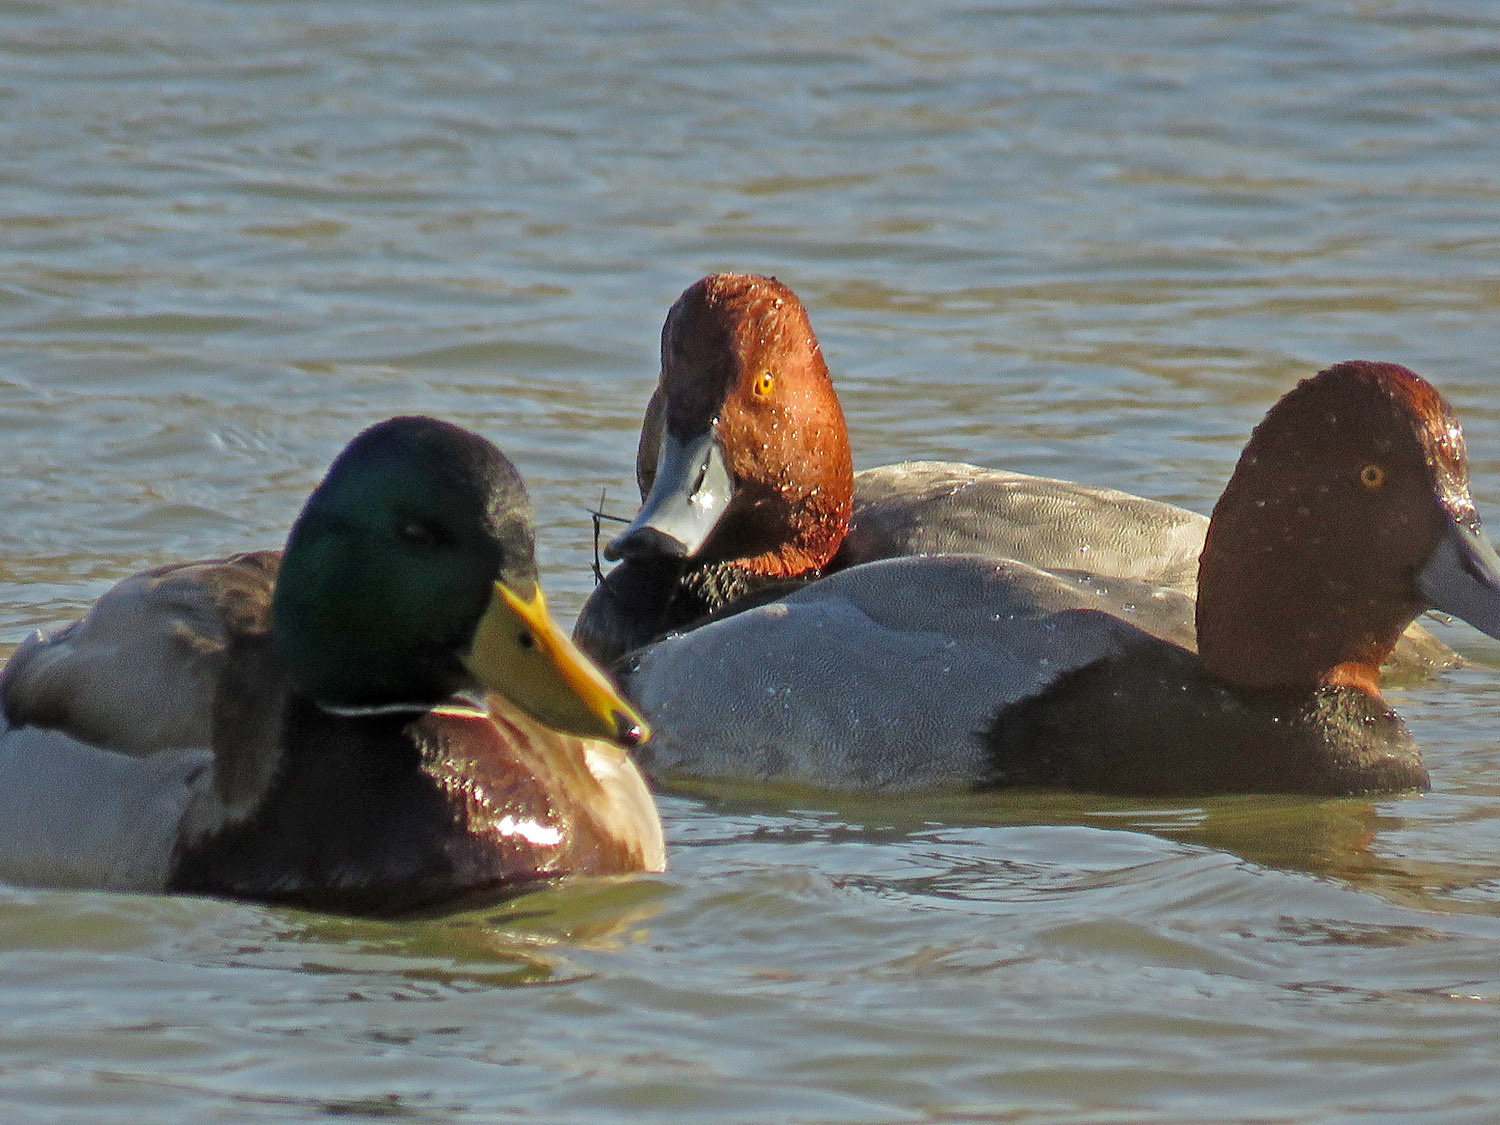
[5, 1, 1500, 1120]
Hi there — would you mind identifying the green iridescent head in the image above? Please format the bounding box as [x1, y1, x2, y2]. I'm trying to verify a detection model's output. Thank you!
[270, 416, 646, 745]
[271, 416, 537, 707]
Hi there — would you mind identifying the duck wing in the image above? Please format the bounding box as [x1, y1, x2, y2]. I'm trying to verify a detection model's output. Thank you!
[837, 462, 1208, 592]
[1, 551, 280, 756]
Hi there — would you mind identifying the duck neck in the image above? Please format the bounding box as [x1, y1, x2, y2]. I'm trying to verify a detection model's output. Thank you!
[1194, 492, 1414, 698]
[727, 527, 845, 580]
[698, 480, 851, 580]
[678, 559, 811, 617]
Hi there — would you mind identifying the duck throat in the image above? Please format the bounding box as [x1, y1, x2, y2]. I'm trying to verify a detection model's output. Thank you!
[695, 478, 850, 579]
[1195, 504, 1417, 695]
[726, 536, 842, 580]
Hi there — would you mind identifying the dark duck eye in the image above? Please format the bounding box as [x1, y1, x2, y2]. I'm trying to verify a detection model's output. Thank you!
[396, 519, 446, 548]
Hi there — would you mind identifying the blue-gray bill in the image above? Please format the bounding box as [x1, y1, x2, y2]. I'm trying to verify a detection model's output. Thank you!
[605, 429, 734, 561]
[1416, 516, 1500, 640]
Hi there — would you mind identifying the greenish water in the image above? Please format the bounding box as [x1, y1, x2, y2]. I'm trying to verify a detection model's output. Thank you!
[5, 1, 1500, 1119]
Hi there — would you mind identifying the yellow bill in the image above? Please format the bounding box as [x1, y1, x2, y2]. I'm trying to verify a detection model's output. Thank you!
[463, 579, 650, 747]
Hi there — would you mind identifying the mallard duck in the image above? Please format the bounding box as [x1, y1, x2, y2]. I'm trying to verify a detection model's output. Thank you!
[0, 416, 664, 913]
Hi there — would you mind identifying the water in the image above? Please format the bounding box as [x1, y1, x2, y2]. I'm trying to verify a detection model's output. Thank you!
[4, 0, 1500, 1119]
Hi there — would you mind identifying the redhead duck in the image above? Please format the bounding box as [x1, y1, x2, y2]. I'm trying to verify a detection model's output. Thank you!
[575, 276, 1453, 676]
[618, 362, 1500, 796]
[573, 273, 854, 664]
[0, 417, 664, 912]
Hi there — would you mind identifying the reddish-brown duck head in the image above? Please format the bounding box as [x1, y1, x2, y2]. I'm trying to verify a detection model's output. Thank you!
[607, 273, 854, 579]
[1197, 360, 1500, 695]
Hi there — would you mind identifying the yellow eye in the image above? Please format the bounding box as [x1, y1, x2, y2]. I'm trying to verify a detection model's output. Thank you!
[752, 370, 775, 399]
[1360, 464, 1386, 489]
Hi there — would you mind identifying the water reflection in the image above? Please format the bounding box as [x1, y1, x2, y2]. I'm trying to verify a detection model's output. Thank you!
[267, 875, 672, 991]
[663, 778, 1500, 917]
